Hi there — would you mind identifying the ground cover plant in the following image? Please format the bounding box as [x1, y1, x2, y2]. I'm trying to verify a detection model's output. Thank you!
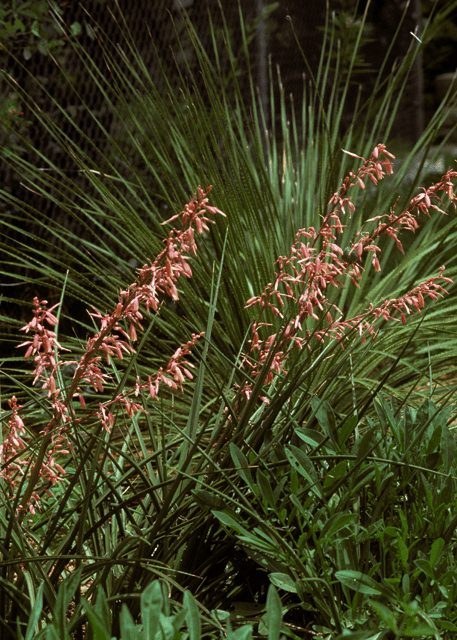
[2, 1, 457, 638]
[2, 146, 457, 638]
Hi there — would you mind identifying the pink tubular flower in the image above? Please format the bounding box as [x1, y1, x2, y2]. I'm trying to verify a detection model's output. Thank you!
[65, 186, 224, 408]
[237, 145, 456, 409]
[11, 188, 224, 512]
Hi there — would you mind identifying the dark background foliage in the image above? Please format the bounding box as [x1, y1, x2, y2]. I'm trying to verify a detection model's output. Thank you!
[1, 0, 456, 350]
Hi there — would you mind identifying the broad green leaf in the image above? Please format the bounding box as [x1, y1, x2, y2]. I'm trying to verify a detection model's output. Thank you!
[421, 473, 435, 513]
[338, 414, 358, 447]
[82, 598, 112, 640]
[141, 581, 162, 640]
[437, 473, 455, 509]
[294, 428, 326, 448]
[430, 538, 445, 569]
[311, 396, 338, 445]
[52, 567, 82, 639]
[368, 600, 397, 632]
[334, 633, 378, 640]
[184, 589, 201, 640]
[230, 443, 254, 490]
[396, 535, 409, 570]
[213, 510, 251, 537]
[70, 22, 82, 36]
[269, 573, 297, 593]
[323, 460, 349, 490]
[192, 489, 226, 510]
[93, 585, 111, 636]
[402, 619, 438, 636]
[285, 445, 323, 498]
[266, 584, 282, 640]
[353, 427, 378, 463]
[229, 625, 253, 640]
[119, 604, 140, 640]
[238, 532, 277, 553]
[45, 627, 61, 640]
[31, 20, 40, 37]
[321, 512, 357, 539]
[414, 558, 434, 579]
[256, 468, 276, 509]
[377, 396, 401, 446]
[438, 621, 457, 631]
[335, 570, 392, 597]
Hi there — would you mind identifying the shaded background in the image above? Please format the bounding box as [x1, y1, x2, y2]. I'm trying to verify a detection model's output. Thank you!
[2, 0, 456, 202]
[1, 0, 456, 330]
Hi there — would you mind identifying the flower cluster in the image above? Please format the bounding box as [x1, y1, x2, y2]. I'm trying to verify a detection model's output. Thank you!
[97, 331, 205, 431]
[0, 397, 31, 502]
[68, 185, 224, 406]
[2, 186, 225, 514]
[240, 145, 456, 402]
[0, 394, 70, 516]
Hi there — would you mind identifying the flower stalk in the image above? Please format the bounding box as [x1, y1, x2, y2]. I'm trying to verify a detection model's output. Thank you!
[2, 186, 225, 515]
[240, 145, 456, 405]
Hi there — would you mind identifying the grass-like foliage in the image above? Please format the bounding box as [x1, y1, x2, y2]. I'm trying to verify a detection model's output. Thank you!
[1, 1, 457, 638]
[1, 150, 457, 638]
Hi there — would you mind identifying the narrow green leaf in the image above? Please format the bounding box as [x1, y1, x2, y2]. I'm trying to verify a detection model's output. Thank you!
[440, 423, 456, 473]
[24, 582, 44, 640]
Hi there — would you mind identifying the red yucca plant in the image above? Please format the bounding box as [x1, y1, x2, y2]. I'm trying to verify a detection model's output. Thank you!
[2, 145, 457, 517]
[1, 186, 226, 518]
[236, 144, 456, 406]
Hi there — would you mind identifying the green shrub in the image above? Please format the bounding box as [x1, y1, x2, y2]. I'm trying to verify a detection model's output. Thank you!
[1, 2, 457, 639]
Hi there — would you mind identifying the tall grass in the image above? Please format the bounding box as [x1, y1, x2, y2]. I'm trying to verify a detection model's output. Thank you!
[1, 1, 456, 403]
[1, 1, 457, 638]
